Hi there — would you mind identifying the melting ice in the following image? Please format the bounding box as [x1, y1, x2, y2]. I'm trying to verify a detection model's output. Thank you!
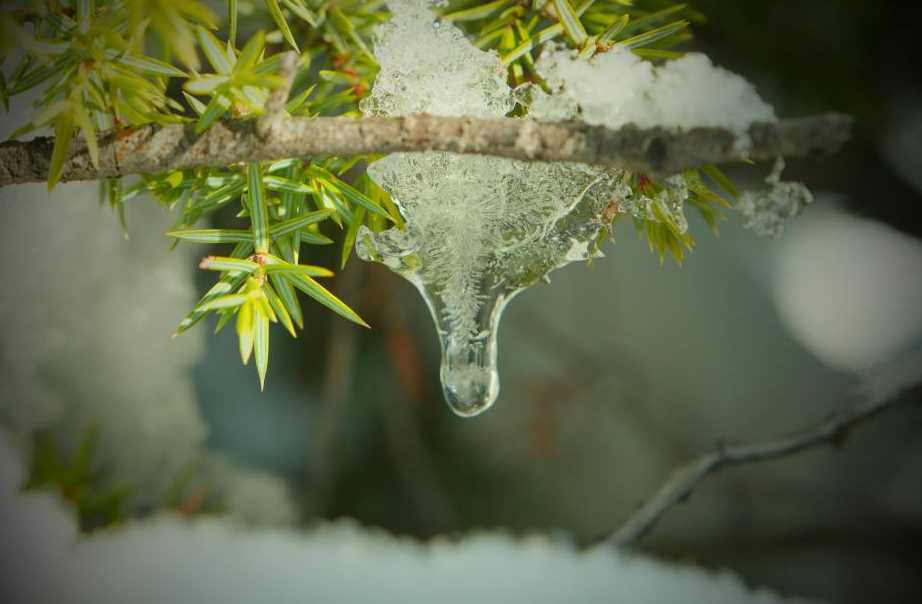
[358, 152, 624, 416]
[357, 0, 778, 416]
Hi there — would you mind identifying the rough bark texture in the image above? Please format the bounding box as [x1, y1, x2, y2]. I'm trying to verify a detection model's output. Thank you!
[0, 113, 852, 187]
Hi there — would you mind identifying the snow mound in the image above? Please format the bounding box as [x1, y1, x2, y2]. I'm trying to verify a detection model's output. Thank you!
[0, 180, 295, 526]
[0, 430, 819, 603]
[535, 47, 776, 144]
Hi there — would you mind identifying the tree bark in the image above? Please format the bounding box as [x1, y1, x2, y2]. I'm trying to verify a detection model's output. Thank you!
[0, 113, 852, 187]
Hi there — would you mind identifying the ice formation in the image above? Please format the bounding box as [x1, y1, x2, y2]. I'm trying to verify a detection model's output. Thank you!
[358, 0, 510, 119]
[359, 1, 631, 416]
[357, 2, 778, 416]
[737, 159, 814, 239]
[360, 152, 627, 416]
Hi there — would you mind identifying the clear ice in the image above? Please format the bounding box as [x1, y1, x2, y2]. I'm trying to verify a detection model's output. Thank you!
[356, 1, 628, 416]
[357, 153, 624, 416]
[357, 1, 774, 416]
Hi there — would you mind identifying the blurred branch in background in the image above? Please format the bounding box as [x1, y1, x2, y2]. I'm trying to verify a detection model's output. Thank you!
[305, 264, 364, 517]
[376, 274, 459, 535]
[513, 307, 689, 462]
[607, 384, 922, 548]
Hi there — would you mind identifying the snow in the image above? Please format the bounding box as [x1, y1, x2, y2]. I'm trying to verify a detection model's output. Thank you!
[773, 201, 922, 372]
[534, 46, 776, 145]
[0, 181, 295, 527]
[0, 430, 821, 604]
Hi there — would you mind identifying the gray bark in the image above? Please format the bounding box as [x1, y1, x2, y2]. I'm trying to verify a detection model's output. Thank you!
[0, 112, 852, 187]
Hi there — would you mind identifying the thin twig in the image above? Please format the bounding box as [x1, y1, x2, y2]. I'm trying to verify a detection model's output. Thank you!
[257, 52, 298, 139]
[0, 113, 852, 188]
[607, 385, 921, 548]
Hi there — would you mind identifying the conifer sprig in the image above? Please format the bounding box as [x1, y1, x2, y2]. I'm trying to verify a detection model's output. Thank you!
[0, 0, 796, 387]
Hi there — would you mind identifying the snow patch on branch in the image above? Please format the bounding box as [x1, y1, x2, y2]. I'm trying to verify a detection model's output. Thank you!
[534, 47, 776, 146]
[773, 201, 922, 372]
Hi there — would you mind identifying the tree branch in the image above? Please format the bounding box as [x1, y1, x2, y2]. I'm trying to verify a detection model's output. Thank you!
[0, 112, 851, 188]
[257, 51, 298, 139]
[607, 384, 920, 548]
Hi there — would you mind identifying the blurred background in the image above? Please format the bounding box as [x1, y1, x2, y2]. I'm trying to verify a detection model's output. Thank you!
[1, 1, 921, 602]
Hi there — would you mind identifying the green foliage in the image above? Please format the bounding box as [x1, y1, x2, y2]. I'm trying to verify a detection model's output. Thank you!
[23, 427, 232, 530]
[184, 29, 287, 133]
[440, 0, 700, 81]
[2, 0, 748, 388]
[161, 156, 391, 387]
[438, 0, 733, 261]
[24, 427, 133, 532]
[1, 1, 194, 189]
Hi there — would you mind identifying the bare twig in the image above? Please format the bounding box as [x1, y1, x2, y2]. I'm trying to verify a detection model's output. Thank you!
[0, 112, 851, 187]
[257, 52, 299, 139]
[608, 385, 920, 548]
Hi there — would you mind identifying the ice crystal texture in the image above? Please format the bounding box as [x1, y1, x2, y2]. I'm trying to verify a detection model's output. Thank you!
[358, 0, 510, 119]
[358, 2, 623, 416]
[535, 47, 777, 146]
[738, 159, 814, 238]
[357, 3, 776, 416]
[361, 154, 624, 416]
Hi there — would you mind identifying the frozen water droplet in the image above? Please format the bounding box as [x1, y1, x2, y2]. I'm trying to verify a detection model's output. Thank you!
[357, 1, 703, 416]
[433, 285, 509, 416]
[439, 324, 501, 417]
[356, 152, 619, 415]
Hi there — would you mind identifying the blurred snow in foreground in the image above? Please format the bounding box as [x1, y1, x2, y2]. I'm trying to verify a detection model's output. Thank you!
[773, 201, 922, 373]
[0, 430, 818, 604]
[0, 182, 295, 527]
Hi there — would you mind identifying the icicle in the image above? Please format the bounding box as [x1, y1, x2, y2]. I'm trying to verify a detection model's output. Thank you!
[434, 287, 506, 416]
[356, 153, 619, 416]
[356, 0, 777, 415]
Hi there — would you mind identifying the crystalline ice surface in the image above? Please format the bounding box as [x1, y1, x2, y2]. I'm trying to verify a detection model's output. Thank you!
[358, 2, 622, 416]
[737, 159, 815, 239]
[359, 0, 511, 120]
[360, 153, 623, 416]
[357, 4, 777, 416]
